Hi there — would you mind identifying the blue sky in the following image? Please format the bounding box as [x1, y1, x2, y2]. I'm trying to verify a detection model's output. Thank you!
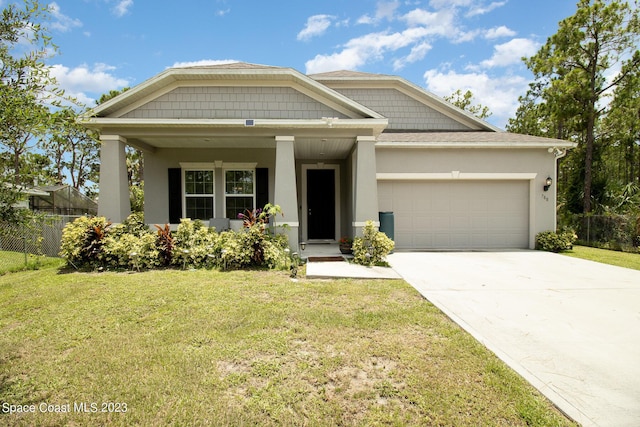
[34, 0, 579, 128]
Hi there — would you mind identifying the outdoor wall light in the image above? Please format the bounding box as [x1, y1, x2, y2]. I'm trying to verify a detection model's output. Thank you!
[544, 176, 553, 192]
[300, 242, 306, 250]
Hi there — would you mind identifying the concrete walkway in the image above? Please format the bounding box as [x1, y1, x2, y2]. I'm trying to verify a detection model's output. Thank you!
[305, 259, 401, 279]
[388, 250, 640, 427]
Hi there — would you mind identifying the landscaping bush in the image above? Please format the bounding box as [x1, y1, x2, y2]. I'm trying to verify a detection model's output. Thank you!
[155, 224, 174, 266]
[535, 230, 577, 253]
[352, 220, 395, 266]
[59, 216, 112, 269]
[211, 208, 290, 270]
[171, 218, 219, 268]
[101, 232, 160, 270]
[109, 212, 149, 238]
[59, 205, 291, 272]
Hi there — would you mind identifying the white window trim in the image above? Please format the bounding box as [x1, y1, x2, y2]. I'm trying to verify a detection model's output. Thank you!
[223, 167, 256, 219]
[181, 164, 216, 220]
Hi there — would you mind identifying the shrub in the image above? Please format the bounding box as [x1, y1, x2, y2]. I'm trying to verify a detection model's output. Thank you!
[110, 212, 149, 238]
[101, 233, 159, 270]
[352, 220, 395, 266]
[59, 216, 112, 269]
[535, 230, 577, 253]
[211, 225, 290, 270]
[58, 206, 291, 272]
[171, 219, 218, 268]
[155, 224, 174, 266]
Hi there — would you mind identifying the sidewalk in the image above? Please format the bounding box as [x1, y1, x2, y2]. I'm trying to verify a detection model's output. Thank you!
[305, 259, 401, 279]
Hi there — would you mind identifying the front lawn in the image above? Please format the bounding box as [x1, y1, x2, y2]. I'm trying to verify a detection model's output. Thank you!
[0, 267, 574, 426]
[563, 245, 640, 271]
[0, 250, 64, 275]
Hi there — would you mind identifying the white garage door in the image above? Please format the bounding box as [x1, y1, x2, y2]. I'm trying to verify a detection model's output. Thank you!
[378, 181, 530, 249]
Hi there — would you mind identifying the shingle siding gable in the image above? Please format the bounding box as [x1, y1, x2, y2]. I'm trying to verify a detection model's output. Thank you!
[123, 86, 350, 120]
[333, 88, 471, 131]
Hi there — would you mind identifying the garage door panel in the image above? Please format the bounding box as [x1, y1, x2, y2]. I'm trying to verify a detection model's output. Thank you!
[413, 233, 433, 248]
[379, 180, 529, 249]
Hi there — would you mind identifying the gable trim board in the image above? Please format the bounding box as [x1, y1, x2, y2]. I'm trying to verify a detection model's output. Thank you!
[86, 62, 576, 250]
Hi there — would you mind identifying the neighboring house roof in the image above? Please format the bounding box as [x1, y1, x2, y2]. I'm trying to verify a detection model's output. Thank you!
[2, 182, 49, 196]
[30, 185, 98, 215]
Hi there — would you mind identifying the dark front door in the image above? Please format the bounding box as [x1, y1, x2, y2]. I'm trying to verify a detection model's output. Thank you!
[307, 169, 335, 240]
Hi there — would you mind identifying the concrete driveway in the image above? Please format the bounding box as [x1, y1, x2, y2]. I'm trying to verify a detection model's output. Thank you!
[388, 250, 640, 427]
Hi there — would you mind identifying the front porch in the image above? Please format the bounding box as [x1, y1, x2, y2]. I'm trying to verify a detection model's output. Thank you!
[96, 133, 382, 252]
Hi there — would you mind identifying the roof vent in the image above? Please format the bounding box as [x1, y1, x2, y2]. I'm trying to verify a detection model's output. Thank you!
[244, 119, 255, 127]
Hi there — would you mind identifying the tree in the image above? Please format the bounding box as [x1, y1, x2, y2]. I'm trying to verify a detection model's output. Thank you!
[602, 51, 640, 187]
[43, 107, 100, 192]
[444, 89, 492, 120]
[521, 0, 640, 214]
[0, 0, 65, 226]
[0, 1, 64, 186]
[97, 88, 130, 105]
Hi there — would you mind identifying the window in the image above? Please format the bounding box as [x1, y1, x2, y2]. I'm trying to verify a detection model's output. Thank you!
[184, 169, 214, 220]
[225, 169, 255, 219]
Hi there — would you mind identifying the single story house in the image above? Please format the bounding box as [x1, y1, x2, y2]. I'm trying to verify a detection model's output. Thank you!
[83, 62, 575, 250]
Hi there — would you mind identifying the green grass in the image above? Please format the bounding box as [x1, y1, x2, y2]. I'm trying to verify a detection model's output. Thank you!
[0, 266, 575, 426]
[0, 251, 64, 275]
[563, 245, 640, 270]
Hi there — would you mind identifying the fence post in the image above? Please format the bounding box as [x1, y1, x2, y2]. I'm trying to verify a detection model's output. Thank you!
[23, 223, 27, 266]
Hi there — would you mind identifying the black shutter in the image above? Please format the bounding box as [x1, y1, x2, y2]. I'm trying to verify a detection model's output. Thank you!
[256, 168, 269, 209]
[168, 168, 182, 223]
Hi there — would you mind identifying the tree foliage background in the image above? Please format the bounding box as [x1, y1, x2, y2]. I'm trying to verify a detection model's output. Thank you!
[0, 0, 99, 224]
[507, 0, 640, 223]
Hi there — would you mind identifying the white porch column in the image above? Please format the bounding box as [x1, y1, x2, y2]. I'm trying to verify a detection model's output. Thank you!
[353, 136, 379, 236]
[273, 136, 299, 250]
[98, 135, 131, 222]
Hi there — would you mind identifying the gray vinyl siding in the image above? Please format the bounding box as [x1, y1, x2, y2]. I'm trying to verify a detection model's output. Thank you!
[333, 88, 470, 131]
[123, 86, 350, 120]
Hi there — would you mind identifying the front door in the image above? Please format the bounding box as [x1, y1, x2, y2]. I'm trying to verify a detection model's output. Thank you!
[307, 169, 335, 240]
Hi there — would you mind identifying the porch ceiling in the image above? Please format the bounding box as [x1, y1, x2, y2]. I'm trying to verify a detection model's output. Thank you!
[124, 134, 356, 160]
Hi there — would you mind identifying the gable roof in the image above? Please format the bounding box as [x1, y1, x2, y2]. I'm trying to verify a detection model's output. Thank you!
[89, 62, 385, 121]
[309, 70, 502, 132]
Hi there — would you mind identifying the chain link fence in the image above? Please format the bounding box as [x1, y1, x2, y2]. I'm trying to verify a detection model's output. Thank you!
[0, 215, 78, 273]
[563, 214, 640, 252]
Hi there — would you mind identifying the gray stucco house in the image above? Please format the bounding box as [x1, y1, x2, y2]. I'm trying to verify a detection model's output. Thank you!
[83, 62, 574, 250]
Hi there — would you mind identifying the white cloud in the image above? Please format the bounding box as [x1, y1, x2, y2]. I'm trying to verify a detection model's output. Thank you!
[480, 38, 540, 68]
[48, 2, 82, 33]
[466, 1, 507, 17]
[113, 0, 133, 17]
[401, 7, 482, 43]
[424, 68, 529, 127]
[50, 63, 130, 106]
[357, 0, 400, 25]
[306, 49, 366, 74]
[305, 27, 431, 74]
[429, 0, 474, 8]
[216, 9, 230, 17]
[393, 41, 432, 70]
[171, 59, 238, 68]
[297, 15, 335, 41]
[484, 25, 516, 39]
